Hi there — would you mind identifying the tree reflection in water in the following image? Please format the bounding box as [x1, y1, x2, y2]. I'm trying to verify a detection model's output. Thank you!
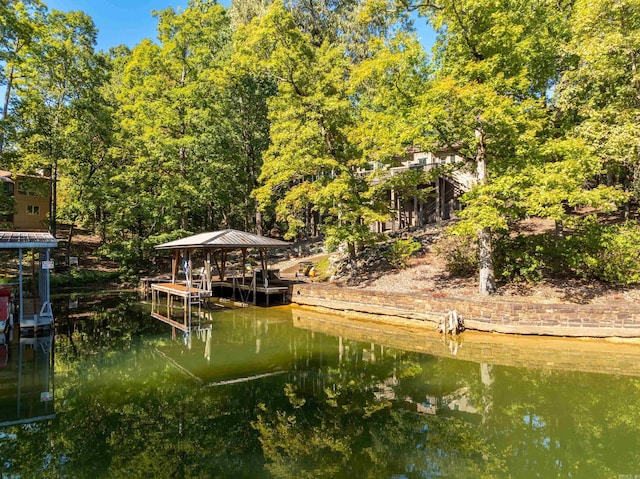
[0, 293, 639, 478]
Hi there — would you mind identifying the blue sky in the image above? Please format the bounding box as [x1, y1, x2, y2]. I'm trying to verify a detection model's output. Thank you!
[45, 0, 190, 52]
[45, 0, 436, 53]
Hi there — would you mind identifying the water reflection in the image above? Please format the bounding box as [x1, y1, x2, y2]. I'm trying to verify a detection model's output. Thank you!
[0, 333, 54, 428]
[0, 293, 639, 478]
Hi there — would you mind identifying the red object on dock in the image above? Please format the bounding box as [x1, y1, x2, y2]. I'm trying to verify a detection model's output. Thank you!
[0, 293, 9, 322]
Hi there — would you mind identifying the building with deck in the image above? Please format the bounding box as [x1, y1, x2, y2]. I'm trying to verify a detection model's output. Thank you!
[360, 147, 477, 233]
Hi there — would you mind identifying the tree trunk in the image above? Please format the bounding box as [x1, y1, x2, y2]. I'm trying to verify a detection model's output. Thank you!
[50, 162, 57, 237]
[391, 190, 398, 231]
[348, 241, 356, 263]
[440, 178, 448, 220]
[0, 65, 15, 157]
[413, 189, 418, 228]
[478, 227, 496, 294]
[476, 124, 496, 295]
[624, 172, 631, 220]
[255, 210, 263, 236]
[65, 223, 75, 264]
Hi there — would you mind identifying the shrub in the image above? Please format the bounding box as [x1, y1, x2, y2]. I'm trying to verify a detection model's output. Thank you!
[310, 257, 334, 280]
[434, 233, 477, 277]
[494, 219, 640, 285]
[567, 220, 640, 285]
[51, 269, 121, 289]
[494, 234, 549, 282]
[384, 238, 422, 269]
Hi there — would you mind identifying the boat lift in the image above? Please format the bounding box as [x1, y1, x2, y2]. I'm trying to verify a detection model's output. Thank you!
[0, 232, 58, 333]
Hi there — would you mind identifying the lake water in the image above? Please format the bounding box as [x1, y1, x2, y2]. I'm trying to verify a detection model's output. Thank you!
[1, 292, 640, 478]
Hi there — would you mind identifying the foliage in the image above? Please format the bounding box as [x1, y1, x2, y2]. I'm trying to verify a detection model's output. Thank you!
[434, 232, 477, 278]
[234, 1, 390, 257]
[493, 234, 551, 283]
[1, 0, 639, 288]
[110, 1, 234, 235]
[0, 0, 47, 156]
[98, 229, 192, 278]
[492, 219, 640, 285]
[567, 219, 640, 285]
[384, 237, 421, 269]
[556, 0, 640, 203]
[348, 31, 429, 162]
[50, 268, 121, 289]
[0, 184, 15, 217]
[309, 256, 334, 279]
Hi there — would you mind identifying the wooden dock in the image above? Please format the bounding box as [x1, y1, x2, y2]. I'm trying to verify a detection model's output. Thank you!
[150, 282, 212, 332]
[212, 273, 290, 306]
[140, 276, 172, 297]
[150, 230, 294, 331]
[150, 274, 292, 332]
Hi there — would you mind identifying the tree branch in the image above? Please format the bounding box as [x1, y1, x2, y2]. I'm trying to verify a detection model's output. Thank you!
[451, 0, 484, 62]
[396, 0, 444, 12]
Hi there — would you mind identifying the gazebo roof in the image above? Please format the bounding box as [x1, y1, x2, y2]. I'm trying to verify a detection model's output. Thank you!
[154, 229, 290, 250]
[0, 231, 58, 249]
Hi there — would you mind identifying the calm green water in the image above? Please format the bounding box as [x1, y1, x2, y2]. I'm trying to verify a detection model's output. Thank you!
[1, 293, 640, 478]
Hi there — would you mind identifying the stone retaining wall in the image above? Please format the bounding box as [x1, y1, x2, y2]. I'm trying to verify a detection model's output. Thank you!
[291, 284, 640, 337]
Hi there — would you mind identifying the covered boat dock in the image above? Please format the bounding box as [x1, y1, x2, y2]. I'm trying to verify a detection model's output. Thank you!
[0, 232, 57, 333]
[151, 229, 291, 332]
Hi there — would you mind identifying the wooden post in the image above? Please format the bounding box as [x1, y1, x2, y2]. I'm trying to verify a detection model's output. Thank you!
[205, 251, 212, 291]
[183, 291, 187, 330]
[171, 250, 178, 283]
[253, 270, 257, 306]
[187, 248, 192, 331]
[220, 250, 226, 282]
[259, 248, 267, 274]
[31, 248, 38, 314]
[391, 190, 397, 231]
[441, 178, 448, 220]
[212, 250, 221, 279]
[260, 248, 268, 306]
[435, 178, 441, 221]
[187, 249, 193, 288]
[241, 248, 247, 286]
[18, 248, 23, 325]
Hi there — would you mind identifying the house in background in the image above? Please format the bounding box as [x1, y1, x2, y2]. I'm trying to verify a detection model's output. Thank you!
[0, 171, 50, 231]
[360, 147, 478, 233]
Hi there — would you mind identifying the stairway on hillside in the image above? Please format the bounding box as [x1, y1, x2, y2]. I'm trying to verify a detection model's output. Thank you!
[54, 223, 74, 268]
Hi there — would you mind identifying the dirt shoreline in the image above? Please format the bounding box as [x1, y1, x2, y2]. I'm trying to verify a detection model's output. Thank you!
[339, 254, 640, 306]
